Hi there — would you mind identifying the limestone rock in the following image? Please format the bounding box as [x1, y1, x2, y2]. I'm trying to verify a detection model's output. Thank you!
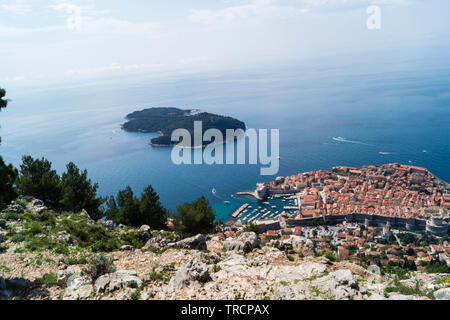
[80, 209, 93, 221]
[298, 262, 327, 279]
[57, 266, 82, 287]
[169, 259, 211, 290]
[57, 231, 78, 246]
[175, 234, 207, 250]
[95, 270, 142, 294]
[388, 293, 420, 300]
[223, 232, 259, 253]
[330, 270, 357, 288]
[139, 225, 151, 240]
[27, 199, 48, 215]
[434, 288, 450, 300]
[105, 220, 114, 231]
[6, 201, 24, 214]
[63, 275, 93, 300]
[367, 264, 381, 275]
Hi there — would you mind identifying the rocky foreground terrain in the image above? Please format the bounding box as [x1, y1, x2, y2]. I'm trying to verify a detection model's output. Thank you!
[1, 200, 449, 300]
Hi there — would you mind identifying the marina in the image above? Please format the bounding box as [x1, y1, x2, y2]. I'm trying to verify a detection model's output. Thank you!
[230, 203, 250, 219]
[225, 193, 300, 224]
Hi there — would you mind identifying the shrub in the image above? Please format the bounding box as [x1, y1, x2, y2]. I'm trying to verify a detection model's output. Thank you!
[244, 224, 259, 233]
[85, 254, 116, 281]
[131, 289, 141, 300]
[38, 273, 58, 287]
[0, 156, 18, 209]
[173, 196, 216, 237]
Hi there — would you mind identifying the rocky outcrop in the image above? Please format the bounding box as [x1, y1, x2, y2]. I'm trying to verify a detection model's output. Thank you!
[57, 231, 78, 246]
[140, 225, 151, 241]
[168, 259, 211, 290]
[223, 232, 259, 253]
[80, 209, 93, 222]
[63, 275, 93, 300]
[95, 270, 142, 294]
[174, 234, 207, 250]
[27, 199, 48, 215]
[144, 233, 169, 250]
[105, 220, 114, 231]
[434, 288, 450, 300]
[5, 201, 24, 214]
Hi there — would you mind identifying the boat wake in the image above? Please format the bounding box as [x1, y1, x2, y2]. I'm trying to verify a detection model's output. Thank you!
[332, 137, 374, 146]
[378, 151, 396, 155]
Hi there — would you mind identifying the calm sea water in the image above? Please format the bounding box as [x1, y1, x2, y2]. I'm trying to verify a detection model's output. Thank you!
[1, 52, 449, 221]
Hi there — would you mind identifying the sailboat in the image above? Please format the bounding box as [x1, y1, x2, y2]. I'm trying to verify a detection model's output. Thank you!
[212, 188, 217, 195]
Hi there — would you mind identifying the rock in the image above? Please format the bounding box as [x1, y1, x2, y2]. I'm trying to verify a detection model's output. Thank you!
[144, 233, 169, 250]
[175, 234, 207, 250]
[223, 232, 259, 253]
[80, 209, 92, 220]
[169, 259, 211, 290]
[27, 199, 48, 215]
[95, 270, 142, 294]
[105, 220, 114, 231]
[434, 288, 450, 300]
[63, 275, 93, 300]
[329, 270, 358, 289]
[57, 231, 78, 246]
[298, 262, 327, 279]
[388, 293, 419, 300]
[121, 245, 133, 251]
[31, 199, 44, 207]
[0, 219, 7, 229]
[6, 201, 24, 214]
[367, 264, 381, 275]
[139, 225, 151, 240]
[57, 266, 82, 287]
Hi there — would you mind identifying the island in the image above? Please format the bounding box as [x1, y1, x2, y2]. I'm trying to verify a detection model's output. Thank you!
[122, 107, 246, 147]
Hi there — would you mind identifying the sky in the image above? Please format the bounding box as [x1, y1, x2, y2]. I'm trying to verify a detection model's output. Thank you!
[1, 0, 450, 89]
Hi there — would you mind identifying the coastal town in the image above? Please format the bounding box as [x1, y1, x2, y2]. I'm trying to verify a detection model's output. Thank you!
[221, 163, 450, 273]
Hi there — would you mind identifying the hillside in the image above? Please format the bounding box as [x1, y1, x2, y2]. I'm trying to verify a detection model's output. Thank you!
[1, 198, 449, 300]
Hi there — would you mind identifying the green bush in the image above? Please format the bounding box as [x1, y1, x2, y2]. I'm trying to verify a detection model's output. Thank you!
[173, 196, 216, 237]
[38, 273, 58, 287]
[85, 254, 116, 281]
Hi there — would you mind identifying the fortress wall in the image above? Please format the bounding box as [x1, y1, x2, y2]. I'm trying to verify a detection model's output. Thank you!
[285, 213, 427, 231]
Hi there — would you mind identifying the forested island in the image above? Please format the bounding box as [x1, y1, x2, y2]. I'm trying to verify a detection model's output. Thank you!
[122, 107, 246, 147]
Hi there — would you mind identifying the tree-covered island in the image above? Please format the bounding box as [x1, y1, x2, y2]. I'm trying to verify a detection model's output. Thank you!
[121, 107, 246, 147]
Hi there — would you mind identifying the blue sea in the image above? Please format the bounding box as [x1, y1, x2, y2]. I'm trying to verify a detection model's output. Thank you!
[1, 50, 449, 221]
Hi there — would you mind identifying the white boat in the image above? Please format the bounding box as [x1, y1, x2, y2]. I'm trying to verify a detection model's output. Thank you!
[224, 201, 230, 204]
[212, 188, 217, 194]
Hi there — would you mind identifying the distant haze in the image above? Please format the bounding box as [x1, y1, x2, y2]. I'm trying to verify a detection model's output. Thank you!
[1, 0, 450, 89]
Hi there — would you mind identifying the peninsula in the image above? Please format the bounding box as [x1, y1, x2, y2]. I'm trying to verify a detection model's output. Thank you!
[122, 107, 246, 147]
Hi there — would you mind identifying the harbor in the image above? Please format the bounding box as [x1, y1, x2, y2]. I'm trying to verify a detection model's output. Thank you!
[216, 193, 300, 225]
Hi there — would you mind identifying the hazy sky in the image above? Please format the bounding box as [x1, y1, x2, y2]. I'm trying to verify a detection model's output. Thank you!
[1, 0, 450, 88]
